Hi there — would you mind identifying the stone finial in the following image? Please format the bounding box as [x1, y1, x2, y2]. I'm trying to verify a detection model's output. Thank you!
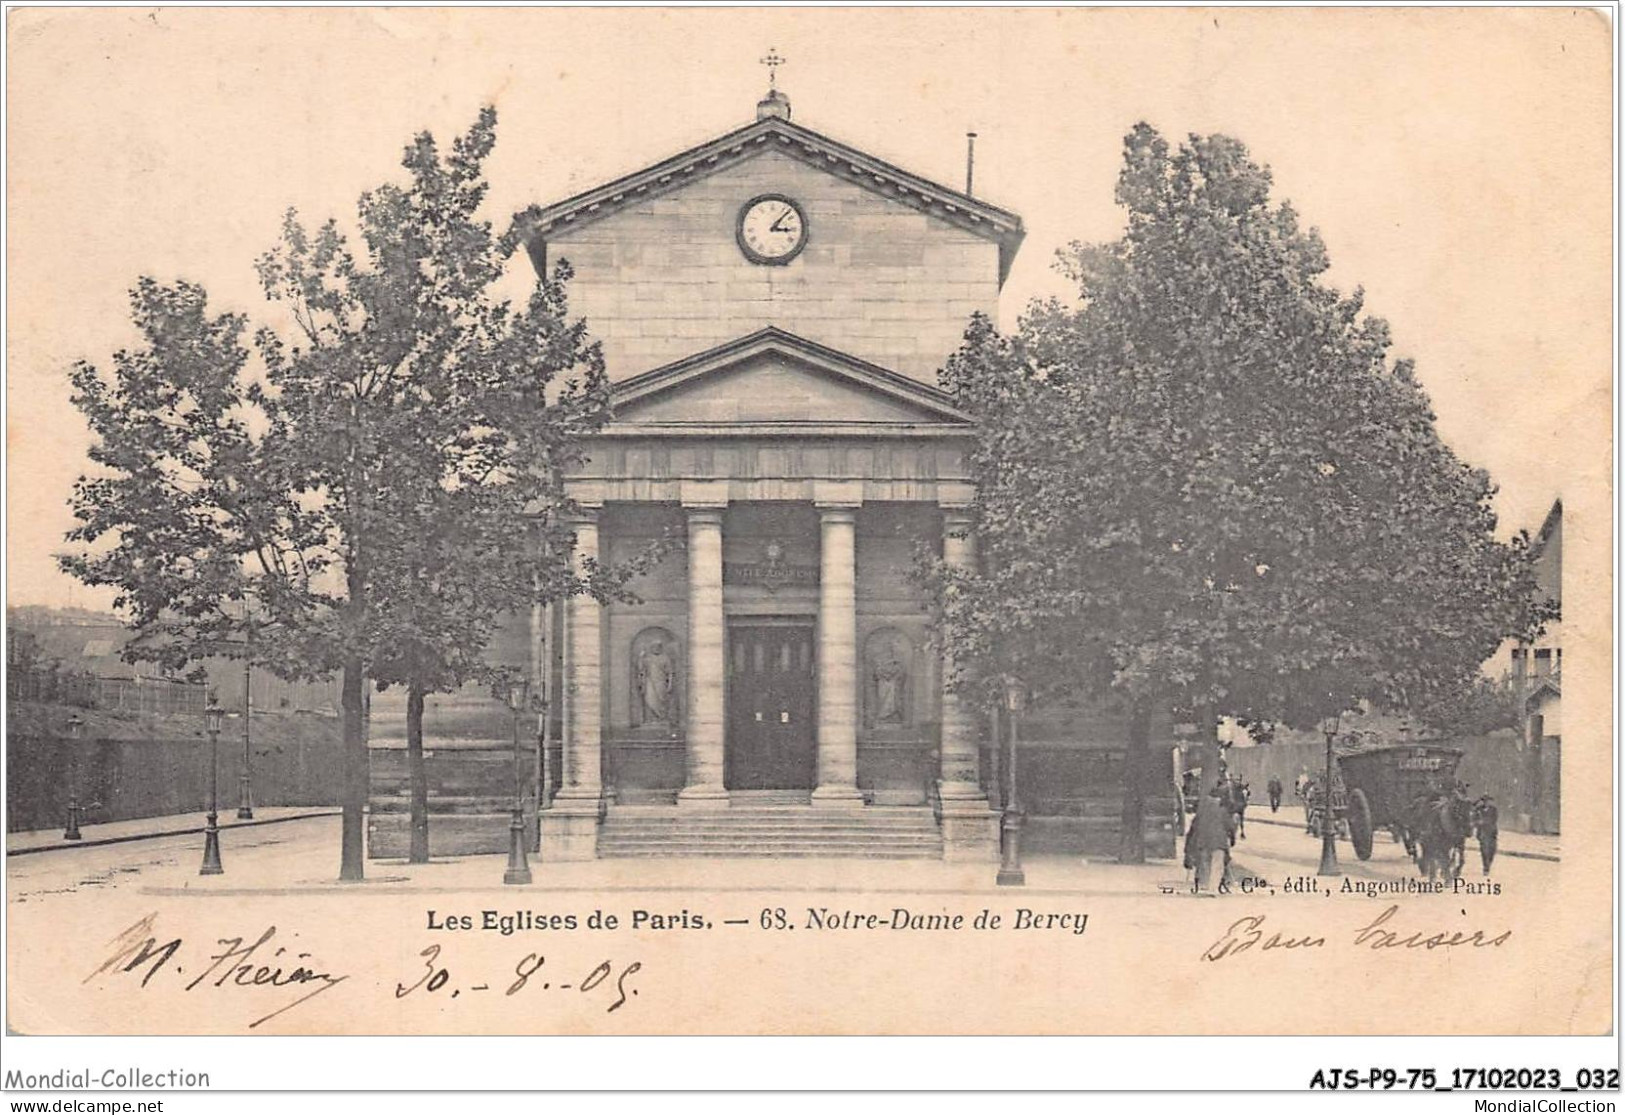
[757, 87, 791, 121]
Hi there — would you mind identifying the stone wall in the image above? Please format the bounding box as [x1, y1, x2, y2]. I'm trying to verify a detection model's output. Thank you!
[1222, 735, 1551, 834]
[7, 729, 342, 833]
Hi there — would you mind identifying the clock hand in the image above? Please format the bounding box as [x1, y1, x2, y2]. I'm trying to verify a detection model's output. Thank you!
[769, 207, 797, 234]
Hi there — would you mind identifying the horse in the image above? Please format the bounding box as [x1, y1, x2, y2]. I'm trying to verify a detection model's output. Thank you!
[1412, 792, 1474, 883]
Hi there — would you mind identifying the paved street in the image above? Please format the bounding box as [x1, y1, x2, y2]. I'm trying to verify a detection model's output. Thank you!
[5, 808, 1560, 906]
[1228, 808, 1558, 893]
[7, 814, 1191, 901]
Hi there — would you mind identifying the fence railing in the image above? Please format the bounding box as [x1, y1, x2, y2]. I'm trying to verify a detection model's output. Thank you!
[6, 665, 209, 716]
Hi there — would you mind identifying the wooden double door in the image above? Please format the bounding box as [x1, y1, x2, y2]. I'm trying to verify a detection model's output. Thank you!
[726, 619, 816, 790]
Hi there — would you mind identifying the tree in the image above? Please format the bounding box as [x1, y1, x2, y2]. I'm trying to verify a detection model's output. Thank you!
[61, 278, 323, 686]
[1414, 675, 1523, 738]
[255, 107, 628, 865]
[927, 124, 1555, 864]
[62, 108, 625, 878]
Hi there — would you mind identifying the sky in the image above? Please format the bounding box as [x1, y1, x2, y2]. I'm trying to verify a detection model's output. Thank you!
[6, 6, 1612, 611]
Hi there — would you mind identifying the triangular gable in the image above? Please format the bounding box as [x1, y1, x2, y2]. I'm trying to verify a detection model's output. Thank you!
[603, 328, 972, 434]
[520, 115, 1025, 285]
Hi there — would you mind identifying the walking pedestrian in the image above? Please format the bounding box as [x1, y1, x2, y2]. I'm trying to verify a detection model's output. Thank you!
[1267, 776, 1283, 813]
[1186, 783, 1236, 896]
[1474, 795, 1499, 877]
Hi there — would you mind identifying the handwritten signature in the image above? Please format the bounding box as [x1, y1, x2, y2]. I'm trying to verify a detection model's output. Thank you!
[85, 913, 348, 1029]
[1201, 904, 1513, 962]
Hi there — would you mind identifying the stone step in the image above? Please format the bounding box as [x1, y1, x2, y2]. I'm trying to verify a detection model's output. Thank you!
[598, 858, 942, 864]
[597, 830, 943, 839]
[596, 802, 947, 859]
[600, 835, 942, 845]
[604, 812, 942, 822]
[601, 838, 942, 845]
[607, 806, 936, 816]
[604, 822, 942, 828]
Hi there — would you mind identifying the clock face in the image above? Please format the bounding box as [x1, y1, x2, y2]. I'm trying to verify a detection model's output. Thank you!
[737, 194, 808, 264]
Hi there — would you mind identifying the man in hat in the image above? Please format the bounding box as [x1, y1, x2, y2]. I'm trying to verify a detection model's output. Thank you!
[1473, 795, 1500, 877]
[1185, 781, 1236, 895]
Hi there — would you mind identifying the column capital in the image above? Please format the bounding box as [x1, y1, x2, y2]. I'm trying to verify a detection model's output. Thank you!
[679, 479, 730, 510]
[812, 479, 865, 511]
[563, 479, 607, 509]
[943, 507, 976, 532]
[937, 482, 977, 511]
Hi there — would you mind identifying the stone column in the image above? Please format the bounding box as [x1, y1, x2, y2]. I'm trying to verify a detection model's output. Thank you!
[812, 482, 864, 806]
[938, 509, 985, 800]
[678, 481, 730, 805]
[936, 501, 999, 860]
[540, 502, 605, 860]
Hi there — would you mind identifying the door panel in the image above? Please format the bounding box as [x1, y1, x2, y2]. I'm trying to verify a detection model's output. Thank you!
[727, 623, 816, 789]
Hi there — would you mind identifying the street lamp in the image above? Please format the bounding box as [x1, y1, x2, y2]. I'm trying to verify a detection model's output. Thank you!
[63, 715, 85, 841]
[237, 657, 254, 820]
[200, 696, 225, 875]
[503, 679, 533, 886]
[996, 677, 1026, 887]
[1317, 711, 1341, 877]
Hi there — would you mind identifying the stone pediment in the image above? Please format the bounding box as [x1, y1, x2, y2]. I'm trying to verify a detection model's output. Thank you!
[605, 328, 972, 435]
[520, 114, 1025, 285]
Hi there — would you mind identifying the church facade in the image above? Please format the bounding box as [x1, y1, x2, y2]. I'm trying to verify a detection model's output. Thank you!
[368, 88, 1170, 862]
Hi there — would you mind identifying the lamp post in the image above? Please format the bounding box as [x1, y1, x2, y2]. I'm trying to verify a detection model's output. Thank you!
[503, 678, 533, 886]
[63, 714, 85, 841]
[996, 677, 1026, 887]
[237, 657, 254, 819]
[1316, 711, 1341, 877]
[200, 696, 225, 875]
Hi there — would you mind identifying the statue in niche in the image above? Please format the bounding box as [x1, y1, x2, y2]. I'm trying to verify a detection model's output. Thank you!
[631, 628, 680, 728]
[865, 629, 911, 727]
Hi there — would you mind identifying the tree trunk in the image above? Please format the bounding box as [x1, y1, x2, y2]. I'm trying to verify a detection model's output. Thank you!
[339, 658, 366, 881]
[1117, 697, 1153, 864]
[406, 683, 430, 864]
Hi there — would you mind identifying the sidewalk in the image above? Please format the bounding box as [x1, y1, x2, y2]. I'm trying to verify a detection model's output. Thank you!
[5, 806, 341, 856]
[1244, 809, 1560, 862]
[71, 813, 1189, 898]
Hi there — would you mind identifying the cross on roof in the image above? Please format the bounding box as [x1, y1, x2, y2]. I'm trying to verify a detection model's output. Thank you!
[760, 47, 786, 89]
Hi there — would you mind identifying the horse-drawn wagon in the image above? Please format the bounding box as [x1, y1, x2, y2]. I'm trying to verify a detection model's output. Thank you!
[1315, 743, 1466, 861]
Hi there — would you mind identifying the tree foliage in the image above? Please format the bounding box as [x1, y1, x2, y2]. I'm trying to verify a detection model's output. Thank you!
[62, 107, 631, 874]
[1414, 674, 1524, 738]
[927, 124, 1555, 860]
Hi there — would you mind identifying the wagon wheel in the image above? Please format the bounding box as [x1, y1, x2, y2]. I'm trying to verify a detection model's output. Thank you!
[1347, 788, 1375, 861]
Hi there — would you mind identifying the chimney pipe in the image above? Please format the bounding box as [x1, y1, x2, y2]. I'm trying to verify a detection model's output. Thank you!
[965, 131, 978, 197]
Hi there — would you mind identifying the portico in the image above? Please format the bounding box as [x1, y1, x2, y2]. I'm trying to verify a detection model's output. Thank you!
[538, 329, 999, 859]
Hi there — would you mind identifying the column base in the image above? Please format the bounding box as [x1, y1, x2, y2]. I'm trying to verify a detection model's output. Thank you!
[539, 794, 603, 861]
[677, 785, 731, 807]
[810, 784, 866, 808]
[939, 798, 1000, 862]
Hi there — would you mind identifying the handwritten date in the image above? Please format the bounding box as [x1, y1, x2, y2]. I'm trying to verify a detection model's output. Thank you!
[396, 943, 642, 1013]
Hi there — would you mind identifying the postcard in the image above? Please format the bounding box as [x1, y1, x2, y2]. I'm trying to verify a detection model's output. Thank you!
[4, 7, 1611, 1051]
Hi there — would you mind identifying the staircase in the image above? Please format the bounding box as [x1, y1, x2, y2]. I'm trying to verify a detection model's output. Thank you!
[596, 804, 944, 859]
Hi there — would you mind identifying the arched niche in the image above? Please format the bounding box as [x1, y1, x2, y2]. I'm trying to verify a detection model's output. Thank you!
[630, 627, 682, 729]
[863, 627, 914, 729]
